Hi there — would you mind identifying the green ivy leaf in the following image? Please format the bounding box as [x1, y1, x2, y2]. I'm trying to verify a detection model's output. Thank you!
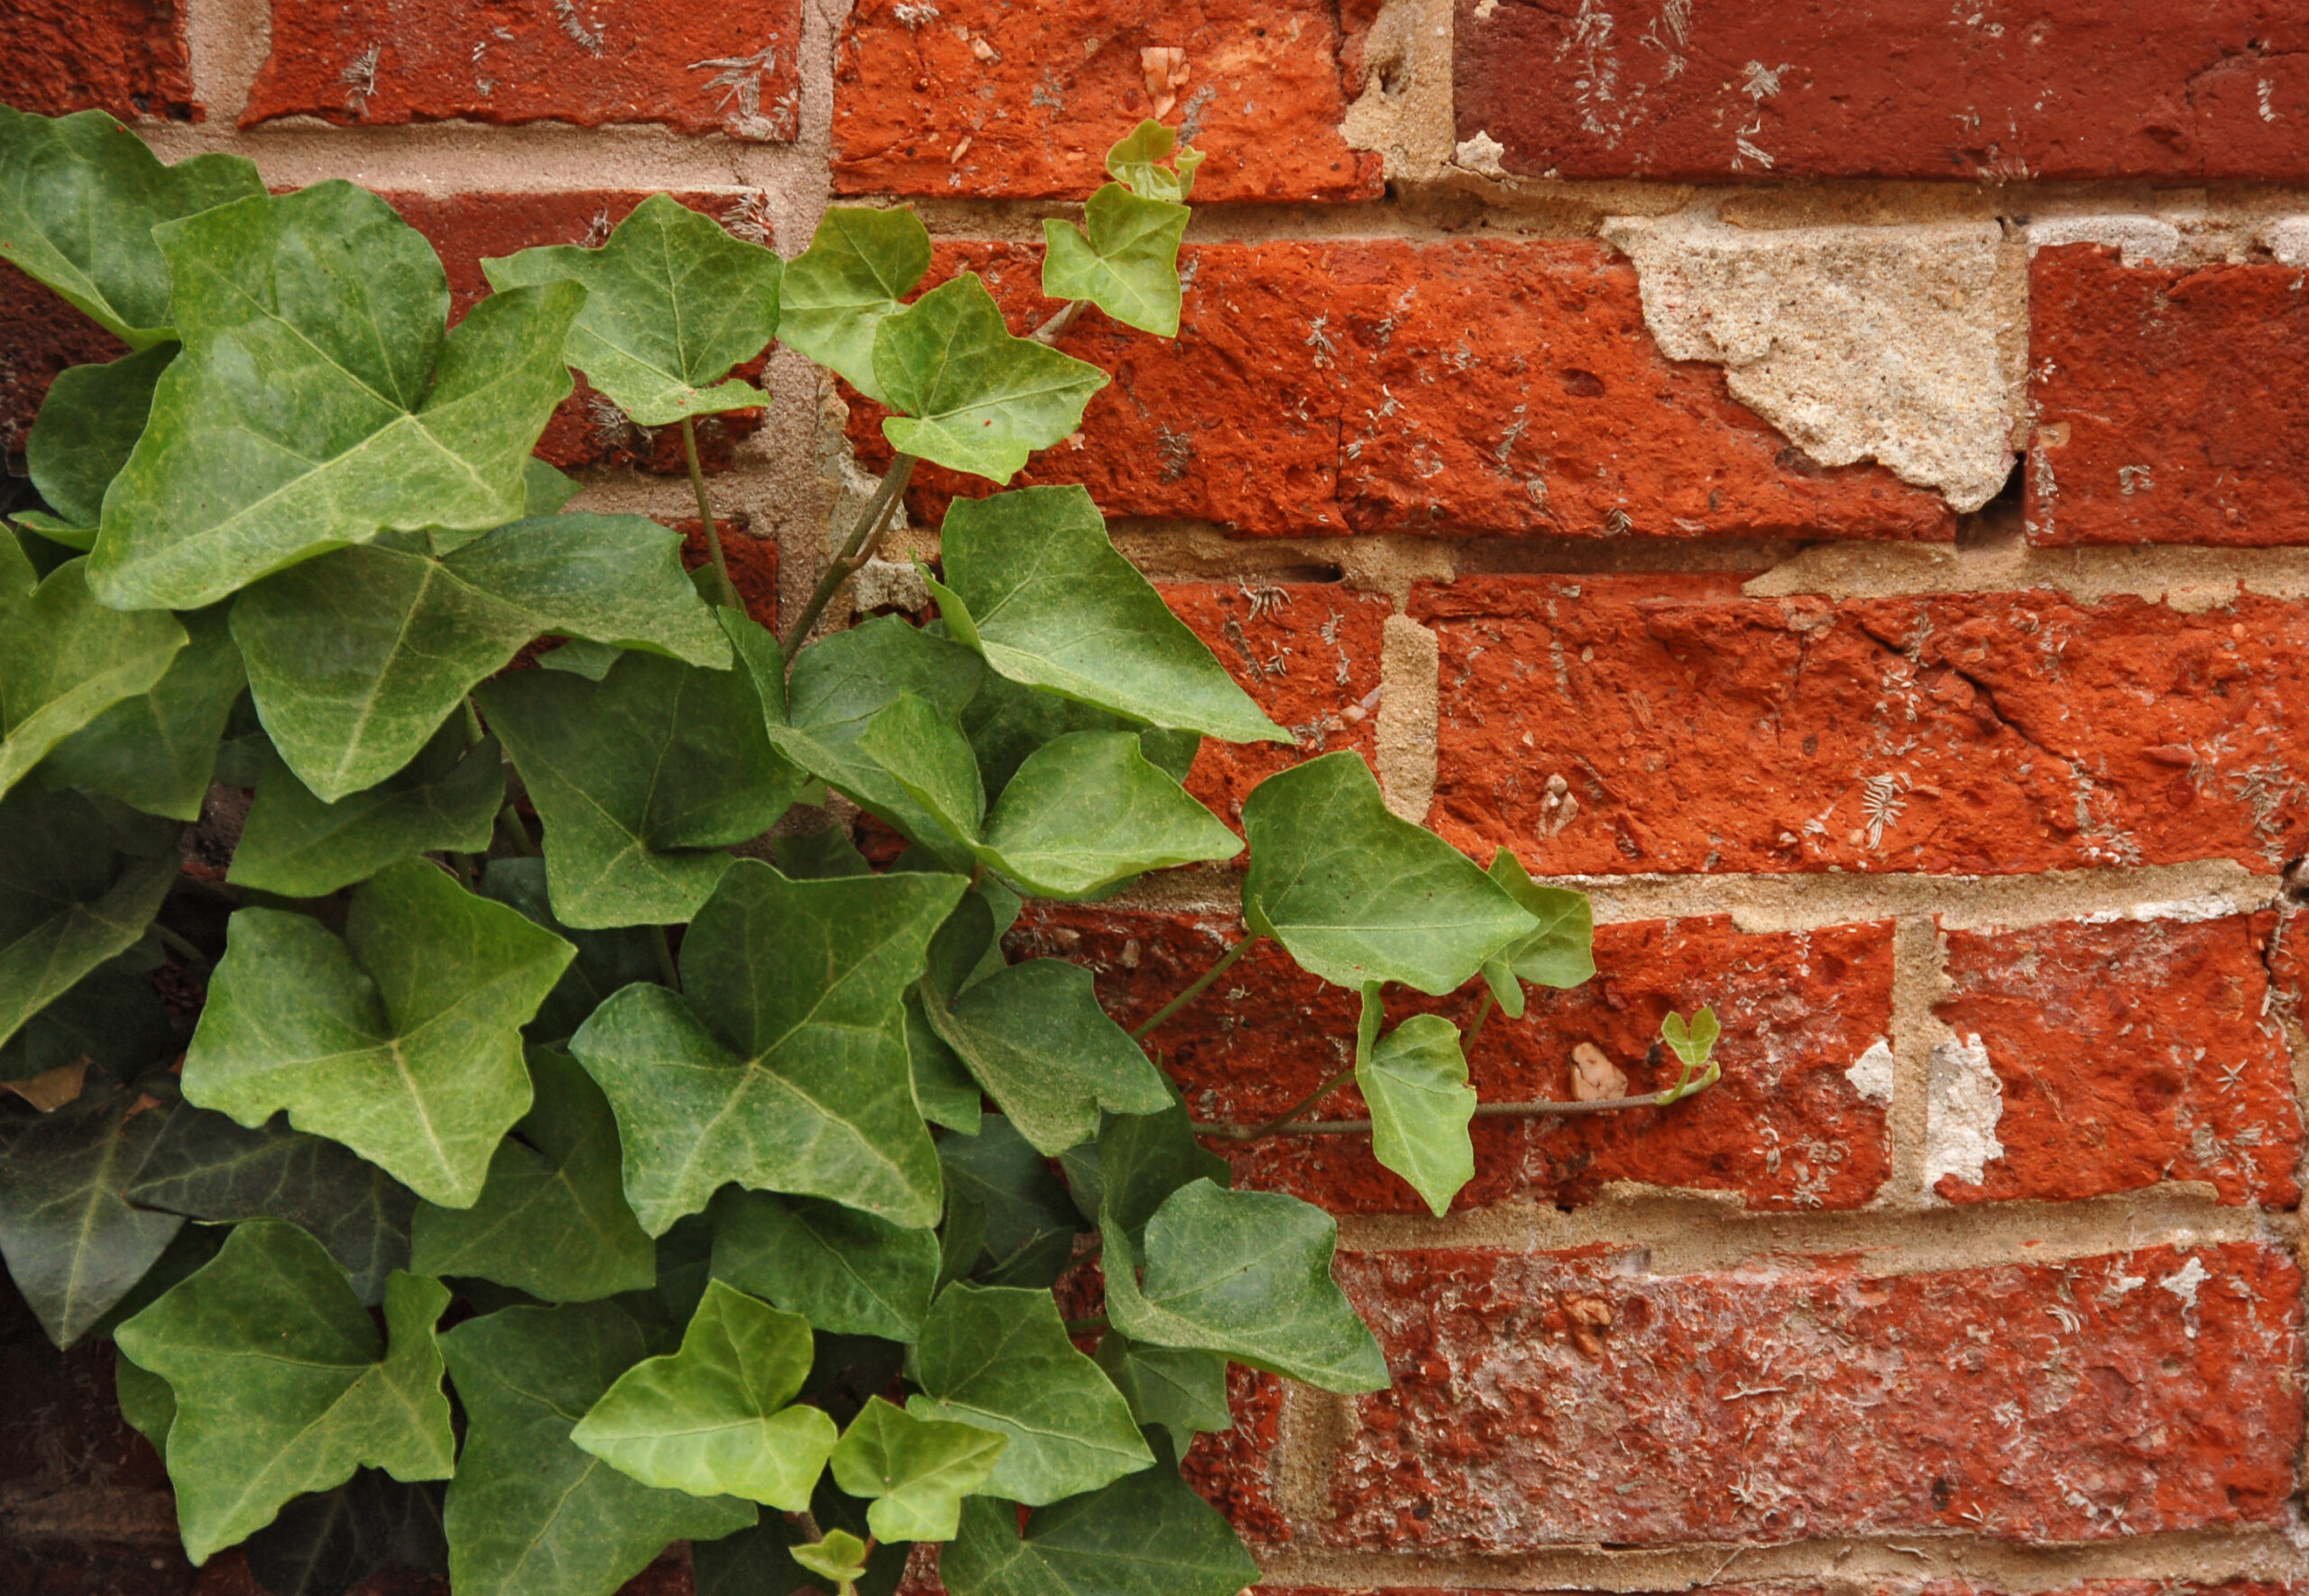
[0, 785, 179, 1053]
[1103, 1179, 1387, 1393]
[972, 732, 1239, 898]
[116, 1344, 179, 1453]
[1355, 991, 1474, 1218]
[115, 1220, 455, 1564]
[0, 1079, 183, 1346]
[480, 612, 804, 930]
[790, 1527, 872, 1585]
[1663, 1006, 1721, 1070]
[442, 1300, 757, 1596]
[942, 1438, 1258, 1596]
[1094, 1099, 1230, 1251]
[483, 193, 782, 427]
[1091, 1336, 1232, 1450]
[0, 106, 264, 346]
[569, 860, 960, 1233]
[1103, 120, 1205, 205]
[830, 1396, 1007, 1544]
[181, 858, 574, 1207]
[242, 1470, 446, 1596]
[919, 959, 1170, 1157]
[933, 487, 1287, 744]
[1241, 751, 1535, 995]
[709, 1187, 940, 1341]
[1478, 848, 1595, 1018]
[938, 1118, 1081, 1290]
[906, 1282, 1152, 1504]
[90, 182, 584, 611]
[777, 208, 933, 404]
[959, 666, 1197, 799]
[0, 538, 187, 800]
[874, 275, 1109, 482]
[477, 858, 661, 1045]
[1041, 187, 1191, 337]
[37, 606, 244, 822]
[125, 1106, 418, 1303]
[24, 343, 175, 535]
[228, 723, 501, 898]
[570, 1280, 835, 1509]
[0, 958, 170, 1084]
[409, 1049, 654, 1301]
[235, 511, 731, 803]
[859, 690, 986, 848]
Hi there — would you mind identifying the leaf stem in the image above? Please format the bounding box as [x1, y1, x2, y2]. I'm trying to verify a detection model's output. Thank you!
[679, 416, 742, 611]
[149, 922, 212, 970]
[780, 454, 916, 653]
[1196, 1078, 1723, 1140]
[494, 803, 539, 858]
[649, 925, 681, 992]
[1129, 936, 1255, 1041]
[1464, 987, 1495, 1046]
[1205, 1062, 1357, 1143]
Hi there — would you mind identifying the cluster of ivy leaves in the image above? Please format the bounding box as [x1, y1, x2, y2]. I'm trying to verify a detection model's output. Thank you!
[0, 105, 1602, 1596]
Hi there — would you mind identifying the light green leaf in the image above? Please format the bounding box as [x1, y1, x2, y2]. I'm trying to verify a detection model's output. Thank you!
[442, 1301, 757, 1596]
[114, 1220, 454, 1564]
[409, 1049, 654, 1301]
[0, 1079, 183, 1347]
[919, 959, 1170, 1156]
[875, 275, 1109, 482]
[234, 510, 730, 803]
[830, 1396, 1007, 1544]
[116, 1345, 178, 1451]
[571, 1280, 834, 1509]
[1103, 120, 1205, 205]
[709, 1187, 939, 1341]
[1092, 1335, 1232, 1449]
[0, 105, 264, 346]
[943, 1439, 1258, 1596]
[181, 858, 573, 1206]
[90, 182, 584, 611]
[1104, 1179, 1388, 1393]
[477, 857, 662, 1044]
[25, 343, 175, 531]
[1094, 1098, 1230, 1251]
[229, 722, 501, 897]
[1479, 848, 1595, 1017]
[1356, 993, 1474, 1218]
[790, 1528, 871, 1585]
[934, 487, 1287, 744]
[0, 785, 179, 1053]
[1242, 751, 1536, 995]
[938, 1118, 1081, 1289]
[568, 860, 959, 1233]
[125, 1106, 418, 1303]
[480, 612, 804, 929]
[860, 690, 987, 845]
[1663, 1006, 1721, 1070]
[38, 606, 244, 822]
[777, 207, 933, 404]
[974, 732, 1239, 898]
[483, 193, 782, 427]
[906, 1282, 1152, 1504]
[1042, 186, 1191, 337]
[0, 537, 187, 800]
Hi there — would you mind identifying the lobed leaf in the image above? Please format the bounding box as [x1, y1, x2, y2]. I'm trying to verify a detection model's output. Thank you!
[1478, 848, 1596, 1016]
[229, 722, 502, 898]
[1103, 120, 1206, 205]
[24, 342, 175, 536]
[973, 731, 1240, 897]
[39, 606, 244, 821]
[937, 1117, 1082, 1290]
[1355, 994, 1475, 1218]
[829, 1396, 1007, 1544]
[875, 275, 1109, 482]
[710, 1187, 941, 1342]
[777, 206, 932, 404]
[0, 785, 179, 1054]
[1093, 1098, 1231, 1251]
[1041, 185, 1191, 337]
[1092, 1335, 1233, 1449]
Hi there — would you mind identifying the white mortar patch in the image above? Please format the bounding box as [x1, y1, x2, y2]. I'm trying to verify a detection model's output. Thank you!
[2025, 215, 2183, 267]
[1844, 1038, 1896, 1105]
[1923, 1032, 2005, 1189]
[2262, 217, 2309, 267]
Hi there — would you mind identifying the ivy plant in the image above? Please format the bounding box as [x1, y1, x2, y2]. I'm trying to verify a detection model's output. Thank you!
[0, 105, 1722, 1596]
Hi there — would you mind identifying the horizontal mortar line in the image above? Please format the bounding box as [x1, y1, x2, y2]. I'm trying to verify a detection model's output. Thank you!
[1331, 1184, 2295, 1270]
[1744, 537, 2309, 604]
[1254, 1525, 2309, 1593]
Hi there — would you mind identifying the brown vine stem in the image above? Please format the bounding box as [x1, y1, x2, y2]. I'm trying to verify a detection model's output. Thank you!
[1129, 935, 1255, 1041]
[678, 416, 741, 611]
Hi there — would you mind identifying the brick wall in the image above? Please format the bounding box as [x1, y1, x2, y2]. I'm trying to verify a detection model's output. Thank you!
[9, 3, 2309, 1595]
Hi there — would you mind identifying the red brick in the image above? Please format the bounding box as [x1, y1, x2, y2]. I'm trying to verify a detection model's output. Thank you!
[851, 241, 1949, 541]
[1013, 906, 1894, 1214]
[0, 264, 129, 468]
[2028, 244, 2309, 546]
[1936, 913, 2301, 1207]
[1416, 576, 2309, 876]
[245, 0, 803, 138]
[1182, 1367, 1289, 1544]
[833, 0, 1381, 203]
[1455, 0, 2309, 183]
[1326, 1242, 2302, 1547]
[0, 0, 197, 123]
[674, 518, 777, 629]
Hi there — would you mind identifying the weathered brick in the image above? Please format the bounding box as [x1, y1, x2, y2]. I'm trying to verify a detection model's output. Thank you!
[1935, 913, 2301, 1207]
[1455, 0, 2309, 183]
[2028, 243, 2309, 546]
[0, 264, 128, 469]
[1182, 1367, 1289, 1544]
[1416, 576, 2309, 876]
[851, 241, 1950, 541]
[0, 0, 197, 123]
[244, 0, 803, 138]
[675, 518, 777, 629]
[1327, 1243, 2302, 1547]
[1014, 905, 1894, 1214]
[833, 0, 1381, 202]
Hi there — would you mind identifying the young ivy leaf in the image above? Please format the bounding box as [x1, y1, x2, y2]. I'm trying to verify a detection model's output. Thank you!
[91, 182, 584, 611]
[1658, 1007, 1724, 1105]
[233, 511, 731, 803]
[0, 105, 264, 347]
[114, 1221, 456, 1565]
[1354, 987, 1476, 1218]
[0, 537, 187, 800]
[1041, 185, 1191, 337]
[181, 858, 575, 1207]
[906, 1282, 1153, 1505]
[567, 860, 961, 1234]
[0, 785, 180, 1054]
[483, 193, 783, 427]
[873, 275, 1109, 482]
[1241, 751, 1537, 995]
[790, 1528, 872, 1586]
[829, 1396, 1007, 1544]
[23, 342, 176, 539]
[709, 1187, 942, 1342]
[932, 486, 1289, 744]
[1102, 1179, 1389, 1393]
[1103, 119, 1206, 205]
[571, 1280, 837, 1509]
[227, 722, 504, 899]
[1478, 848, 1596, 1018]
[38, 606, 246, 822]
[777, 206, 933, 404]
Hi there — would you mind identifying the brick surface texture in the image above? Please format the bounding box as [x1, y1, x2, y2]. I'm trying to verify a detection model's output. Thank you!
[9, 3, 2309, 1594]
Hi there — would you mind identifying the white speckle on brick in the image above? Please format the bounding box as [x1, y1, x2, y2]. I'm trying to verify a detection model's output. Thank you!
[2261, 216, 2309, 267]
[1844, 1038, 1896, 1105]
[1454, 131, 1508, 177]
[1924, 1032, 2005, 1189]
[2158, 1254, 2210, 1338]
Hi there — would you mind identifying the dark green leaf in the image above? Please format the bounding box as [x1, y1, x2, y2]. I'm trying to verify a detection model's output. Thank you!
[1041, 187, 1190, 338]
[1356, 994, 1473, 1218]
[960, 666, 1193, 797]
[24, 342, 174, 532]
[920, 959, 1169, 1156]
[1479, 848, 1595, 1016]
[829, 1396, 1007, 1543]
[874, 276, 1109, 482]
[477, 858, 661, 1044]
[651, 1212, 718, 1327]
[709, 1188, 940, 1341]
[1094, 1099, 1229, 1251]
[777, 208, 932, 404]
[0, 959, 170, 1084]
[937, 1117, 1080, 1289]
[0, 785, 179, 1053]
[1091, 1336, 1232, 1449]
[905, 991, 984, 1135]
[242, 1472, 446, 1596]
[39, 605, 244, 821]
[0, 537, 186, 798]
[0, 1080, 181, 1346]
[770, 827, 870, 879]
[229, 722, 501, 897]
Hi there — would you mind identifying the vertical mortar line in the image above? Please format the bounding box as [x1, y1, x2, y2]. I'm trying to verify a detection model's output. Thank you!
[1886, 913, 1955, 1206]
[179, 0, 272, 131]
[1375, 611, 1441, 823]
[1272, 1380, 1359, 1536]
